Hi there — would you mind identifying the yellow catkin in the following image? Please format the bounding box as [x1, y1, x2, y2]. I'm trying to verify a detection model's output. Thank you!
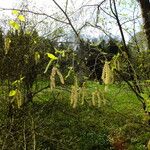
[4, 37, 11, 54]
[112, 54, 120, 71]
[102, 92, 106, 105]
[50, 67, 65, 90]
[81, 88, 85, 105]
[70, 77, 78, 108]
[16, 90, 22, 108]
[70, 86, 75, 105]
[71, 86, 78, 109]
[116, 60, 120, 71]
[98, 90, 106, 107]
[72, 93, 78, 108]
[92, 92, 96, 106]
[102, 61, 112, 84]
[96, 90, 101, 107]
[50, 67, 57, 89]
[13, 90, 23, 109]
[56, 68, 65, 84]
[80, 82, 86, 105]
[73, 77, 78, 108]
[50, 76, 55, 89]
[102, 61, 114, 92]
[91, 88, 106, 107]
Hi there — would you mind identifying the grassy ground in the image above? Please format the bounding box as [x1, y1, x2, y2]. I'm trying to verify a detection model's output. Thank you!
[0, 81, 150, 149]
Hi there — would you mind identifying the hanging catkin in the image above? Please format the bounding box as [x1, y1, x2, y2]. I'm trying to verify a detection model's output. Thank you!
[111, 53, 120, 71]
[70, 86, 75, 105]
[56, 68, 65, 85]
[11, 90, 23, 109]
[50, 67, 65, 90]
[96, 90, 101, 107]
[16, 90, 23, 108]
[4, 37, 11, 54]
[80, 82, 86, 105]
[50, 67, 57, 89]
[102, 61, 113, 84]
[70, 76, 78, 108]
[101, 61, 114, 92]
[92, 92, 96, 106]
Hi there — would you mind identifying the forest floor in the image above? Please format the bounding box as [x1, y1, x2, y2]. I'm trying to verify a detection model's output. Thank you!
[0, 81, 150, 149]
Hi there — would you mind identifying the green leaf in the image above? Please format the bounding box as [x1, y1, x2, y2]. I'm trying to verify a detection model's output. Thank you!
[12, 77, 24, 85]
[18, 15, 25, 22]
[12, 10, 19, 15]
[55, 49, 65, 57]
[146, 100, 150, 112]
[9, 20, 20, 30]
[46, 53, 58, 60]
[25, 30, 31, 35]
[145, 80, 150, 83]
[9, 90, 17, 96]
[44, 60, 53, 74]
[141, 93, 149, 100]
[65, 67, 73, 79]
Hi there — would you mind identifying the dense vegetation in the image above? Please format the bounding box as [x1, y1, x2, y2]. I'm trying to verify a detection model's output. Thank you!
[0, 25, 149, 149]
[0, 0, 150, 149]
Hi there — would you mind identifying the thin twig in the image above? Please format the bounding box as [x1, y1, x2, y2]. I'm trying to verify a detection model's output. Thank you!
[0, 7, 69, 25]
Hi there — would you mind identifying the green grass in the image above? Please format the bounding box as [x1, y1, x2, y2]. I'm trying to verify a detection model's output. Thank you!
[0, 81, 149, 149]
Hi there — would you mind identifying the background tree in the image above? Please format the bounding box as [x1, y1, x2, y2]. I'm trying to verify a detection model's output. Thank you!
[0, 28, 4, 81]
[0, 1, 150, 149]
[138, 0, 150, 50]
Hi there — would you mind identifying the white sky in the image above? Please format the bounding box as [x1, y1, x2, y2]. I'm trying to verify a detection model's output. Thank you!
[0, 0, 142, 42]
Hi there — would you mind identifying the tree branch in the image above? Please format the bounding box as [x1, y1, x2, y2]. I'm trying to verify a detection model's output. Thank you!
[0, 7, 69, 25]
[52, 0, 80, 41]
[110, 0, 130, 58]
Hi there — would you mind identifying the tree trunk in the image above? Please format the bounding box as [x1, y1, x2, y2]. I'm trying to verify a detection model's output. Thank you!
[139, 0, 150, 50]
[139, 0, 150, 125]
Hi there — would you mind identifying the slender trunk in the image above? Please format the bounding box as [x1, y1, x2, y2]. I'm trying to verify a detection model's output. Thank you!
[139, 0, 150, 124]
[139, 0, 150, 50]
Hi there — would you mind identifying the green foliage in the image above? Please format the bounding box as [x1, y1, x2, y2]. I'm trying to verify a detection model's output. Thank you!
[9, 10, 26, 31]
[9, 90, 17, 96]
[44, 53, 58, 73]
[141, 93, 150, 112]
[77, 38, 122, 81]
[46, 53, 58, 60]
[18, 15, 25, 22]
[9, 20, 20, 30]
[136, 51, 150, 80]
[12, 10, 19, 15]
[0, 12, 149, 148]
[0, 81, 149, 149]
[0, 2, 149, 149]
[55, 48, 65, 57]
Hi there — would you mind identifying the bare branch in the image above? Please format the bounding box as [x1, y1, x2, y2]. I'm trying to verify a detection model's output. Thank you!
[52, 0, 80, 41]
[65, 0, 69, 13]
[0, 7, 69, 25]
[78, 22, 112, 39]
[78, 0, 107, 9]
[109, 0, 130, 57]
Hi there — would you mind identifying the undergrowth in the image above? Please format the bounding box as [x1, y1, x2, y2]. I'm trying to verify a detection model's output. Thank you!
[0, 81, 149, 149]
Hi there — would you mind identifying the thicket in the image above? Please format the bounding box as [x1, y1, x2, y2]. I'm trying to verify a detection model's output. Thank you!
[0, 26, 150, 149]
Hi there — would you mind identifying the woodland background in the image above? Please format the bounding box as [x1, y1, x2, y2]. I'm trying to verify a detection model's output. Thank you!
[0, 0, 150, 149]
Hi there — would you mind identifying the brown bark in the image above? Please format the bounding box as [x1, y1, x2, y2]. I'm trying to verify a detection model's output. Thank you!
[139, 0, 150, 50]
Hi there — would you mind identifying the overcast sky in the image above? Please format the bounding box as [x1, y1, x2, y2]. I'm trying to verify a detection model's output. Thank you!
[0, 0, 142, 42]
